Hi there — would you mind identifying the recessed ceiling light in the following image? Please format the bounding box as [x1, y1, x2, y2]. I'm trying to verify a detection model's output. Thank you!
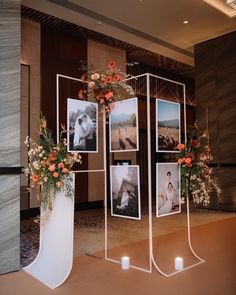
[183, 20, 189, 24]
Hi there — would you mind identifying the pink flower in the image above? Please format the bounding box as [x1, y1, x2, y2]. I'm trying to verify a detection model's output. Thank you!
[105, 91, 113, 100]
[62, 168, 69, 174]
[48, 164, 55, 172]
[58, 162, 64, 169]
[53, 172, 59, 178]
[56, 181, 62, 188]
[100, 98, 105, 104]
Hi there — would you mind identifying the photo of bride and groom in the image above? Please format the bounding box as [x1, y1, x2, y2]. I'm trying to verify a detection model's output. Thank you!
[156, 163, 181, 217]
[110, 165, 141, 220]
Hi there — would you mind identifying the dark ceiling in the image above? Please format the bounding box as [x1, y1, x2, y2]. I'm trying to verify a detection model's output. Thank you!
[21, 5, 195, 79]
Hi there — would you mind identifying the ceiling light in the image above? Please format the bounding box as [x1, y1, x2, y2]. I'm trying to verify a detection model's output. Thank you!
[97, 21, 102, 25]
[226, 0, 236, 11]
[183, 20, 189, 24]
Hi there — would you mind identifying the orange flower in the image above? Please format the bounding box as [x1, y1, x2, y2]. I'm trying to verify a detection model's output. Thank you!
[56, 181, 62, 188]
[185, 157, 192, 164]
[108, 60, 116, 69]
[58, 162, 64, 169]
[48, 150, 58, 162]
[32, 175, 39, 182]
[187, 162, 192, 167]
[177, 143, 185, 151]
[106, 76, 112, 83]
[79, 90, 87, 100]
[178, 158, 183, 165]
[182, 157, 187, 163]
[48, 164, 56, 172]
[53, 172, 59, 178]
[113, 74, 120, 81]
[62, 168, 69, 174]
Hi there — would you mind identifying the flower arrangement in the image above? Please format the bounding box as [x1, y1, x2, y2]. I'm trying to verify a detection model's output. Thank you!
[177, 124, 221, 206]
[79, 60, 135, 114]
[24, 116, 82, 211]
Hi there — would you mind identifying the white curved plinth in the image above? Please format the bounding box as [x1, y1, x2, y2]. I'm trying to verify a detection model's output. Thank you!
[23, 186, 74, 289]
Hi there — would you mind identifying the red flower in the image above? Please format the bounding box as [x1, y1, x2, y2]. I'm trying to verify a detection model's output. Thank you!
[106, 76, 112, 83]
[187, 162, 192, 168]
[187, 152, 195, 160]
[108, 61, 116, 69]
[100, 79, 105, 85]
[192, 140, 200, 148]
[113, 74, 120, 81]
[80, 73, 88, 82]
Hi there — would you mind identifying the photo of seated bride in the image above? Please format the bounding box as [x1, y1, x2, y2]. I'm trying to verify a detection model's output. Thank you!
[156, 163, 181, 217]
[110, 165, 141, 220]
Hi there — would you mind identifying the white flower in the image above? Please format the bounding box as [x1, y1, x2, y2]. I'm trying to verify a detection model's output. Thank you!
[91, 73, 100, 80]
[24, 136, 30, 145]
[24, 168, 29, 174]
[88, 81, 95, 88]
[39, 153, 43, 158]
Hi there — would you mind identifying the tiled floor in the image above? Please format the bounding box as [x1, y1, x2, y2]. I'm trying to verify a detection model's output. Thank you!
[20, 205, 235, 267]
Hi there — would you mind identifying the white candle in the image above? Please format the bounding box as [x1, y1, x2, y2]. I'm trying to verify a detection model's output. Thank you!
[175, 257, 184, 270]
[121, 256, 130, 270]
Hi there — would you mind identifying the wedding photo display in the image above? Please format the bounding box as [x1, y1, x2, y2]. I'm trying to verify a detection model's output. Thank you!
[67, 98, 98, 153]
[156, 163, 181, 218]
[109, 97, 139, 152]
[110, 165, 141, 220]
[156, 99, 181, 152]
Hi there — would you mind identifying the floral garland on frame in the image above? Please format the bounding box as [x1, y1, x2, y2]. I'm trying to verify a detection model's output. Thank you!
[79, 60, 135, 114]
[24, 116, 82, 212]
[177, 124, 221, 206]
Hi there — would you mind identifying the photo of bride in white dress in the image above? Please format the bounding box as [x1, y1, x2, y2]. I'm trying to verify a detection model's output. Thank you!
[156, 163, 181, 217]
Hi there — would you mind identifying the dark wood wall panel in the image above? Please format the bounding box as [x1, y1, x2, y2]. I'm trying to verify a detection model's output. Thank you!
[41, 26, 88, 203]
[195, 31, 236, 211]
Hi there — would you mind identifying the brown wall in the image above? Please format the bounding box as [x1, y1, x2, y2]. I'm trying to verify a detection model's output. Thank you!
[195, 31, 236, 211]
[41, 26, 88, 203]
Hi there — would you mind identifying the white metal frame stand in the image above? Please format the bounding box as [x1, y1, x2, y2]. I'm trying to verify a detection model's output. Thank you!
[56, 72, 205, 278]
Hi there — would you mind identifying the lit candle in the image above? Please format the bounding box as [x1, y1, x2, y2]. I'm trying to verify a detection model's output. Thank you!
[175, 257, 184, 270]
[121, 256, 130, 270]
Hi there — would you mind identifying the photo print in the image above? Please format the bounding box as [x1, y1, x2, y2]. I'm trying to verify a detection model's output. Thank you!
[156, 99, 181, 152]
[67, 98, 98, 153]
[156, 163, 181, 218]
[109, 97, 139, 152]
[110, 165, 141, 220]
